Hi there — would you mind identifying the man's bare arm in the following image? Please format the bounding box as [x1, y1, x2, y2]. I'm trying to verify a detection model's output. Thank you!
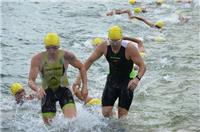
[130, 16, 155, 27]
[84, 42, 106, 70]
[65, 51, 87, 89]
[123, 36, 142, 45]
[123, 36, 145, 52]
[106, 9, 132, 18]
[28, 54, 41, 92]
[128, 43, 146, 78]
[115, 9, 132, 18]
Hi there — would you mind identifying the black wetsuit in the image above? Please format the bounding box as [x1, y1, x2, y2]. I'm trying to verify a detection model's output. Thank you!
[102, 43, 134, 110]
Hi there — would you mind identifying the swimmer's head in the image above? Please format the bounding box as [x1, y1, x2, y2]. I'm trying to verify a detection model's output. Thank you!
[44, 33, 60, 47]
[129, 0, 136, 5]
[134, 7, 142, 13]
[10, 83, 24, 96]
[155, 20, 165, 28]
[92, 37, 103, 46]
[108, 25, 123, 40]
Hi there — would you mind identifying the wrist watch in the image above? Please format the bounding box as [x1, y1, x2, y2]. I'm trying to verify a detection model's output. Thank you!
[136, 75, 141, 81]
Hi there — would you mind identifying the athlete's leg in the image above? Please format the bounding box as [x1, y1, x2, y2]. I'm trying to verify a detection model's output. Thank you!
[118, 107, 128, 118]
[42, 112, 55, 125]
[118, 79, 134, 119]
[41, 89, 56, 125]
[102, 106, 113, 117]
[102, 76, 119, 118]
[62, 104, 76, 118]
[58, 87, 77, 119]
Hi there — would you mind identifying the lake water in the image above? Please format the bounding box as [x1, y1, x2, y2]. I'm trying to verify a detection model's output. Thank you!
[1, 0, 200, 131]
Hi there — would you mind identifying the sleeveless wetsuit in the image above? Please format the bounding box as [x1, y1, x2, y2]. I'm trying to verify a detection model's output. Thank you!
[102, 40, 134, 111]
[40, 50, 75, 117]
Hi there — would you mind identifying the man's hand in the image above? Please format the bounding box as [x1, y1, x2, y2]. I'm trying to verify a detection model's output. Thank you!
[72, 77, 81, 93]
[36, 87, 46, 99]
[128, 78, 139, 91]
[72, 84, 79, 95]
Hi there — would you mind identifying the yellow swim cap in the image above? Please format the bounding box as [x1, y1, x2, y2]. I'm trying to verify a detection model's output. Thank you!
[129, 0, 136, 5]
[108, 25, 123, 40]
[134, 7, 142, 13]
[10, 83, 23, 95]
[44, 33, 60, 47]
[155, 20, 164, 28]
[92, 37, 103, 46]
[86, 98, 101, 106]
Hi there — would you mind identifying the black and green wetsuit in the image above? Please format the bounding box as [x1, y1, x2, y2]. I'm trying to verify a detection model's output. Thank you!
[40, 50, 75, 118]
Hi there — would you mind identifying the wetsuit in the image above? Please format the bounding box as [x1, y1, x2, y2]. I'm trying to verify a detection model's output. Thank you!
[40, 50, 75, 118]
[102, 40, 134, 111]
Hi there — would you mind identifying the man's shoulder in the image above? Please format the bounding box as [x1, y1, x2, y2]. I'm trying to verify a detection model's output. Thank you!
[95, 41, 108, 53]
[98, 40, 108, 47]
[127, 41, 138, 48]
[32, 52, 43, 61]
[126, 42, 138, 52]
[61, 50, 75, 60]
